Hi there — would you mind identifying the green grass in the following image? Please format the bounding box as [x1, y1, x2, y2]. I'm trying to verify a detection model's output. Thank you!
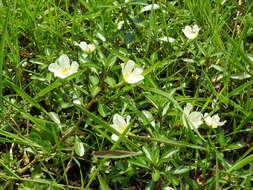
[1, 0, 253, 189]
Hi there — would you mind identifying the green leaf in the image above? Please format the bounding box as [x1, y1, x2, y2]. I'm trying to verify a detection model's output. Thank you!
[228, 154, 253, 172]
[98, 174, 111, 190]
[74, 136, 85, 157]
[227, 80, 253, 97]
[34, 71, 83, 100]
[4, 78, 50, 117]
[172, 166, 194, 174]
[98, 103, 110, 118]
[128, 159, 149, 169]
[0, 129, 42, 150]
[75, 105, 120, 136]
[145, 87, 181, 111]
[152, 170, 160, 182]
[0, 6, 9, 114]
[93, 150, 142, 158]
[49, 112, 61, 124]
[0, 161, 20, 179]
[142, 146, 152, 162]
[226, 34, 253, 68]
[131, 135, 207, 151]
[224, 142, 247, 151]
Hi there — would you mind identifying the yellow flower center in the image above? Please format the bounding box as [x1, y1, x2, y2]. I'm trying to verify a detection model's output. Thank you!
[123, 72, 129, 79]
[60, 68, 70, 75]
[119, 126, 127, 134]
[85, 49, 93, 54]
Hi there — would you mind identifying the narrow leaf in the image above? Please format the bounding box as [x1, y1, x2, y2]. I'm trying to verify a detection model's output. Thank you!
[34, 71, 83, 100]
[75, 105, 120, 136]
[0, 6, 9, 113]
[228, 154, 253, 172]
[93, 150, 142, 158]
[4, 78, 50, 117]
[98, 174, 111, 190]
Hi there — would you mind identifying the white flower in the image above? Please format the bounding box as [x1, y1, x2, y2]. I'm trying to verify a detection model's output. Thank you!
[182, 103, 203, 129]
[204, 113, 226, 128]
[121, 60, 144, 84]
[74, 41, 95, 53]
[73, 95, 81, 105]
[48, 54, 79, 79]
[111, 114, 131, 141]
[182, 24, 200, 39]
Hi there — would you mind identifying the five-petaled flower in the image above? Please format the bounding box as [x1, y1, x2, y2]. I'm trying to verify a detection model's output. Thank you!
[74, 41, 95, 54]
[182, 103, 203, 130]
[48, 54, 79, 79]
[121, 60, 144, 84]
[204, 113, 226, 128]
[111, 114, 131, 141]
[182, 24, 200, 39]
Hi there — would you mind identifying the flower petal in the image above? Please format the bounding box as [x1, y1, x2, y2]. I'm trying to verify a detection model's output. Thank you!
[111, 134, 119, 141]
[125, 73, 144, 84]
[132, 68, 143, 75]
[54, 72, 68, 79]
[79, 41, 88, 51]
[182, 25, 199, 39]
[193, 24, 200, 32]
[204, 113, 213, 126]
[70, 61, 79, 73]
[57, 54, 70, 68]
[183, 103, 193, 116]
[126, 115, 131, 125]
[113, 114, 127, 131]
[87, 44, 95, 52]
[213, 114, 226, 127]
[48, 63, 61, 73]
[189, 112, 203, 128]
[123, 60, 135, 74]
[217, 120, 226, 126]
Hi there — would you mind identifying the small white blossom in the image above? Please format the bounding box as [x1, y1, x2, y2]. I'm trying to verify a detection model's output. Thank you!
[182, 103, 203, 129]
[121, 60, 144, 84]
[73, 95, 81, 105]
[204, 113, 226, 128]
[48, 54, 79, 79]
[182, 24, 200, 39]
[111, 114, 131, 141]
[74, 41, 95, 53]
[73, 99, 81, 105]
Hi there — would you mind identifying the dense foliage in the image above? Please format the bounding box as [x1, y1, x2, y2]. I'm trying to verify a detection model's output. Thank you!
[0, 0, 253, 189]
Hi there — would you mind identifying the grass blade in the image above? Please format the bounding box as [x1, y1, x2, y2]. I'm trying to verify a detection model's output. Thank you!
[93, 150, 142, 158]
[228, 154, 253, 172]
[34, 71, 83, 100]
[4, 78, 50, 117]
[75, 105, 120, 135]
[0, 6, 9, 114]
